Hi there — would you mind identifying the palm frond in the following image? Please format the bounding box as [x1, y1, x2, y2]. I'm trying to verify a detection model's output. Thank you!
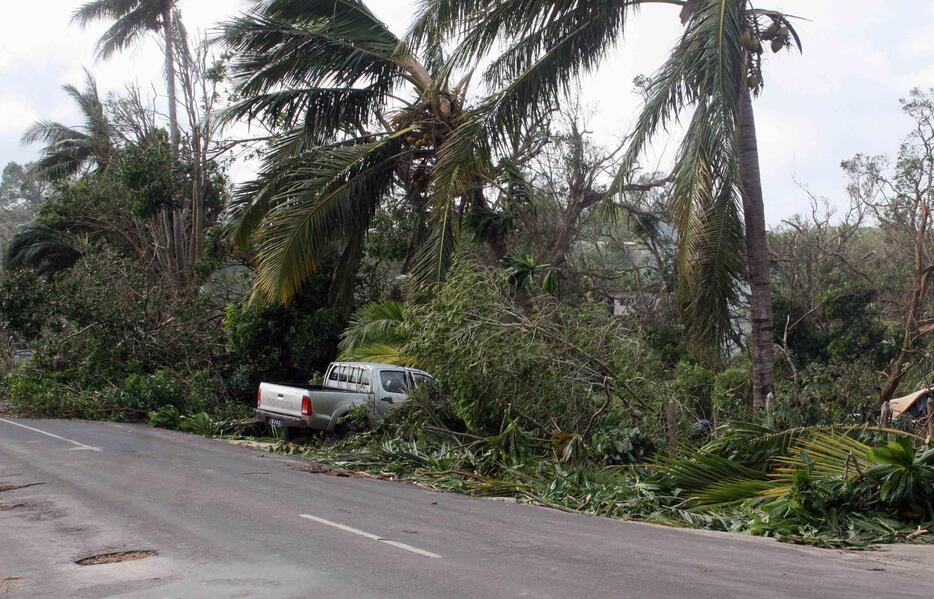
[74, 0, 165, 59]
[329, 231, 366, 307]
[430, 1, 627, 231]
[340, 343, 416, 366]
[410, 207, 459, 290]
[612, 0, 749, 356]
[227, 127, 328, 249]
[22, 71, 114, 181]
[770, 431, 874, 485]
[21, 121, 90, 147]
[221, 3, 401, 103]
[4, 223, 82, 276]
[339, 300, 410, 354]
[248, 132, 409, 304]
[72, 0, 142, 25]
[221, 86, 384, 143]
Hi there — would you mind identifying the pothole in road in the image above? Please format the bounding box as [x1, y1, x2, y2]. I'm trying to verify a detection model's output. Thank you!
[75, 550, 158, 566]
[0, 576, 26, 593]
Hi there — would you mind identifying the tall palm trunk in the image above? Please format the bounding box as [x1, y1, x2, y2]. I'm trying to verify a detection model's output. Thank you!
[162, 5, 179, 148]
[738, 85, 776, 410]
[162, 4, 184, 283]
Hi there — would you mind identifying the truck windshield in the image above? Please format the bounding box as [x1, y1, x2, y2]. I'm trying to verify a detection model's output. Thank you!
[380, 371, 408, 394]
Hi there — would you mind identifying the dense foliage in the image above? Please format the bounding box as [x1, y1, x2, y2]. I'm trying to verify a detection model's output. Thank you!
[2, 0, 933, 550]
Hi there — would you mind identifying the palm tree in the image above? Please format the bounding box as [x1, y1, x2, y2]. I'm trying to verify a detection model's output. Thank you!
[73, 0, 180, 148]
[220, 0, 499, 305]
[4, 223, 82, 277]
[427, 0, 800, 409]
[22, 70, 116, 180]
[619, 4, 801, 409]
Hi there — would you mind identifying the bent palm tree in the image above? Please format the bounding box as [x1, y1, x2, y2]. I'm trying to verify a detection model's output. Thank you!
[428, 0, 800, 409]
[73, 0, 181, 147]
[618, 3, 801, 408]
[220, 0, 497, 305]
[4, 223, 82, 277]
[22, 71, 116, 180]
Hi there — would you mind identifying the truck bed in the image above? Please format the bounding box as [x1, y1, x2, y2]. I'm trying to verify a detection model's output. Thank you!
[256, 382, 368, 433]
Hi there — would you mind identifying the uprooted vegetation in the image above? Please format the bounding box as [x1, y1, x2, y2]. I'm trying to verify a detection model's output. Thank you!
[240, 261, 934, 548]
[296, 407, 934, 548]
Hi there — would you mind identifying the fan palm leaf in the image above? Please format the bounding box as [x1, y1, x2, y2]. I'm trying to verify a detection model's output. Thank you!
[340, 300, 409, 349]
[339, 299, 417, 365]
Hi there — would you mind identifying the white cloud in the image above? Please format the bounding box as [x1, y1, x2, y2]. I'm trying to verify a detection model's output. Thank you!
[0, 96, 38, 136]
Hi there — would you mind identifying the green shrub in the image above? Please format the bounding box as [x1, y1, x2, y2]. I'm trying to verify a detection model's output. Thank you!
[672, 360, 715, 419]
[118, 370, 192, 412]
[712, 365, 751, 421]
[773, 359, 881, 428]
[590, 427, 655, 465]
[180, 412, 218, 436]
[149, 405, 182, 429]
[222, 276, 345, 403]
[404, 259, 668, 437]
[7, 366, 141, 420]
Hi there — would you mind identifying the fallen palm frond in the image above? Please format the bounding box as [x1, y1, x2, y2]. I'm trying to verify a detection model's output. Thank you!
[259, 418, 934, 549]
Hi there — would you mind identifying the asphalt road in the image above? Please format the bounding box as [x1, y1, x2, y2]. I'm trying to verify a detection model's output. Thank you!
[1, 419, 933, 598]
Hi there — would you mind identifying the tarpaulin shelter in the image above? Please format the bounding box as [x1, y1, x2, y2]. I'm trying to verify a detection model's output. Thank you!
[890, 388, 933, 420]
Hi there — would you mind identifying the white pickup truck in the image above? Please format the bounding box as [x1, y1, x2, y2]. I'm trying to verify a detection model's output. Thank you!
[255, 362, 433, 439]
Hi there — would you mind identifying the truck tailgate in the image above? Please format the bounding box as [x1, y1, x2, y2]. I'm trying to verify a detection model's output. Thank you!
[258, 382, 307, 418]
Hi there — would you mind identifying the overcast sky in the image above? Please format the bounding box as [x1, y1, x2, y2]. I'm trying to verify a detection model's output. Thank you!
[2, 1, 933, 224]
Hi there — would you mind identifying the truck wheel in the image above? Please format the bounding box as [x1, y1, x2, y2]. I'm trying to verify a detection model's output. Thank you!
[332, 422, 351, 440]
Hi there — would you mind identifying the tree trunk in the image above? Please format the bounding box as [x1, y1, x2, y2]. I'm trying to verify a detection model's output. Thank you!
[160, 208, 176, 281]
[189, 126, 204, 271]
[880, 266, 933, 402]
[163, 5, 185, 285]
[738, 86, 776, 410]
[163, 6, 180, 149]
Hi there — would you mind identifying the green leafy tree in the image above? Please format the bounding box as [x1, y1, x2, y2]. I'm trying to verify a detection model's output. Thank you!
[0, 163, 46, 255]
[0, 163, 45, 211]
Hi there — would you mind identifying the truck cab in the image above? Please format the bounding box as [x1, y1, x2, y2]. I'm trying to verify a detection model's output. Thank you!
[255, 362, 433, 439]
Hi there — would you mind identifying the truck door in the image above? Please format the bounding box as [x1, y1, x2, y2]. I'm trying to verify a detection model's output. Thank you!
[374, 369, 409, 416]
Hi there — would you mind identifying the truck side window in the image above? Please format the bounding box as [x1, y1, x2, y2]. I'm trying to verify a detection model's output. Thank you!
[412, 373, 432, 388]
[359, 371, 370, 389]
[380, 371, 408, 394]
[338, 366, 348, 382]
[328, 367, 339, 383]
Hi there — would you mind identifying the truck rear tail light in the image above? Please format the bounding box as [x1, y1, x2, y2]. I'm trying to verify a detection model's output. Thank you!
[257, 385, 262, 408]
[301, 395, 313, 416]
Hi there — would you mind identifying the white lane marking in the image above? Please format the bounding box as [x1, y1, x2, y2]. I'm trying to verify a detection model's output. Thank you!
[0, 419, 102, 452]
[299, 514, 441, 559]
